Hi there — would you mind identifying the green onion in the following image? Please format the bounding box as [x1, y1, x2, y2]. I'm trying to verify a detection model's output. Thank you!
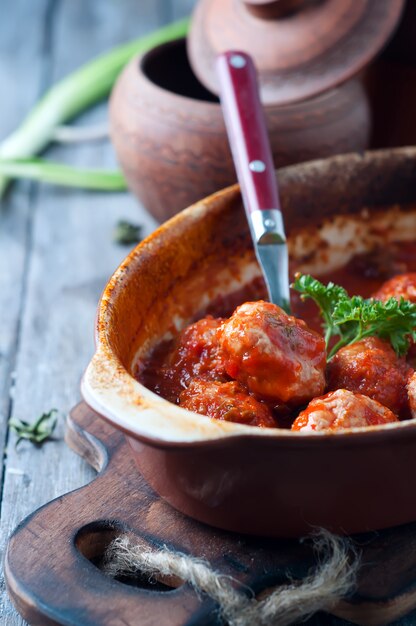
[0, 158, 127, 191]
[0, 18, 189, 197]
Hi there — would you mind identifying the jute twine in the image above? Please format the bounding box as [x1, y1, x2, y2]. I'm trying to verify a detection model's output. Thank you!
[103, 529, 359, 625]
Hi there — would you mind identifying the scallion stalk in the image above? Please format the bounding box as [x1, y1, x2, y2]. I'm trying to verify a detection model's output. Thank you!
[0, 18, 189, 197]
[0, 158, 127, 191]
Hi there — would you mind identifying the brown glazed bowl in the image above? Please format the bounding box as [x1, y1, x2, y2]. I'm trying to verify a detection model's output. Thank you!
[82, 148, 416, 538]
[109, 38, 370, 222]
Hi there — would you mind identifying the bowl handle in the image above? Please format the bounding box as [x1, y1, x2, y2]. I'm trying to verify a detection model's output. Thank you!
[81, 349, 257, 445]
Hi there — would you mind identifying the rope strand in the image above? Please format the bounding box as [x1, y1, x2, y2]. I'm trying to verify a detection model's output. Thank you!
[103, 529, 359, 626]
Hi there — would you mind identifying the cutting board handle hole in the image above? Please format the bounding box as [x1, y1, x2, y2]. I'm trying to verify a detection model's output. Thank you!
[75, 521, 183, 592]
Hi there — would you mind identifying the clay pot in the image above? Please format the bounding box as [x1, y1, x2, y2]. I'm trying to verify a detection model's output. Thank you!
[188, 0, 404, 105]
[110, 38, 370, 222]
[83, 147, 416, 538]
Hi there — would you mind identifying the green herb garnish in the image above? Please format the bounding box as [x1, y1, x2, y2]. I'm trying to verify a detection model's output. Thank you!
[9, 409, 58, 448]
[292, 273, 416, 359]
[113, 220, 142, 245]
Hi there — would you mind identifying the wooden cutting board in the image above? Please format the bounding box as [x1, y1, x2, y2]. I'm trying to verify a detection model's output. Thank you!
[5, 402, 416, 626]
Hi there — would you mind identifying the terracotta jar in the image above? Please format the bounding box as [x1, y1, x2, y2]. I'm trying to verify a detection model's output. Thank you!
[110, 38, 369, 222]
[110, 0, 404, 221]
[189, 0, 404, 105]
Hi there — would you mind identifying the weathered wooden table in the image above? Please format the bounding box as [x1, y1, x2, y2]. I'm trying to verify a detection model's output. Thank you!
[1, 2, 416, 625]
[0, 1, 192, 623]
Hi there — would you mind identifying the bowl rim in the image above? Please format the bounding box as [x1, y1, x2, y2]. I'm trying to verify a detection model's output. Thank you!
[82, 147, 416, 447]
[118, 37, 366, 116]
[131, 37, 221, 111]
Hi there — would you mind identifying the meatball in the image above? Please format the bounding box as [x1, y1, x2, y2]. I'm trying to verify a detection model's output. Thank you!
[291, 389, 398, 432]
[179, 379, 276, 428]
[408, 372, 416, 419]
[327, 336, 412, 416]
[408, 343, 416, 369]
[218, 301, 326, 405]
[372, 273, 416, 303]
[372, 273, 416, 368]
[165, 316, 226, 391]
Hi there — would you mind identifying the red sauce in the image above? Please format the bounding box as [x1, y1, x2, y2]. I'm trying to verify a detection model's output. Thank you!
[293, 242, 416, 334]
[139, 242, 416, 429]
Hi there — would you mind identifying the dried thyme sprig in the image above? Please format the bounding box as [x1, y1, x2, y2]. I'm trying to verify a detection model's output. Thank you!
[113, 219, 143, 245]
[9, 409, 58, 448]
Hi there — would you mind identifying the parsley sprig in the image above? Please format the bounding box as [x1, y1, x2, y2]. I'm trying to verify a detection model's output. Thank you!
[292, 273, 416, 359]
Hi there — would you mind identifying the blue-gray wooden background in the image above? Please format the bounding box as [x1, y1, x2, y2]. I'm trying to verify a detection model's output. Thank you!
[0, 2, 194, 624]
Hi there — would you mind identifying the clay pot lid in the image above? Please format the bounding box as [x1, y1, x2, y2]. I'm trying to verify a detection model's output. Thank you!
[188, 0, 405, 105]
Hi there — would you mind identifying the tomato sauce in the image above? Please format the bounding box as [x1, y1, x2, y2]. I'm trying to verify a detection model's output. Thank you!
[139, 242, 416, 428]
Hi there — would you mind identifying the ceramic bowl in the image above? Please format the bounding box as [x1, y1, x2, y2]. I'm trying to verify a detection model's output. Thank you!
[82, 147, 416, 538]
[109, 38, 370, 222]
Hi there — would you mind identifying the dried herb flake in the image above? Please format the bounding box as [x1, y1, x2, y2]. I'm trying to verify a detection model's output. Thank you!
[9, 409, 58, 448]
[113, 220, 142, 245]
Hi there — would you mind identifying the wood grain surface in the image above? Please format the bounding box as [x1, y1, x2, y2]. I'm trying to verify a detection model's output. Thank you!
[0, 2, 193, 624]
[6, 403, 416, 626]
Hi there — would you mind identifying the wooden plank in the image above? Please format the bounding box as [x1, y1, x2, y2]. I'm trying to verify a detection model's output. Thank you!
[0, 13, 53, 626]
[0, 0, 51, 485]
[171, 0, 197, 20]
[0, 0, 162, 623]
[0, 0, 50, 537]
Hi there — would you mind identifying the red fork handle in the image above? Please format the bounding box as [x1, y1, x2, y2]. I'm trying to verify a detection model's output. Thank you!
[216, 51, 280, 215]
